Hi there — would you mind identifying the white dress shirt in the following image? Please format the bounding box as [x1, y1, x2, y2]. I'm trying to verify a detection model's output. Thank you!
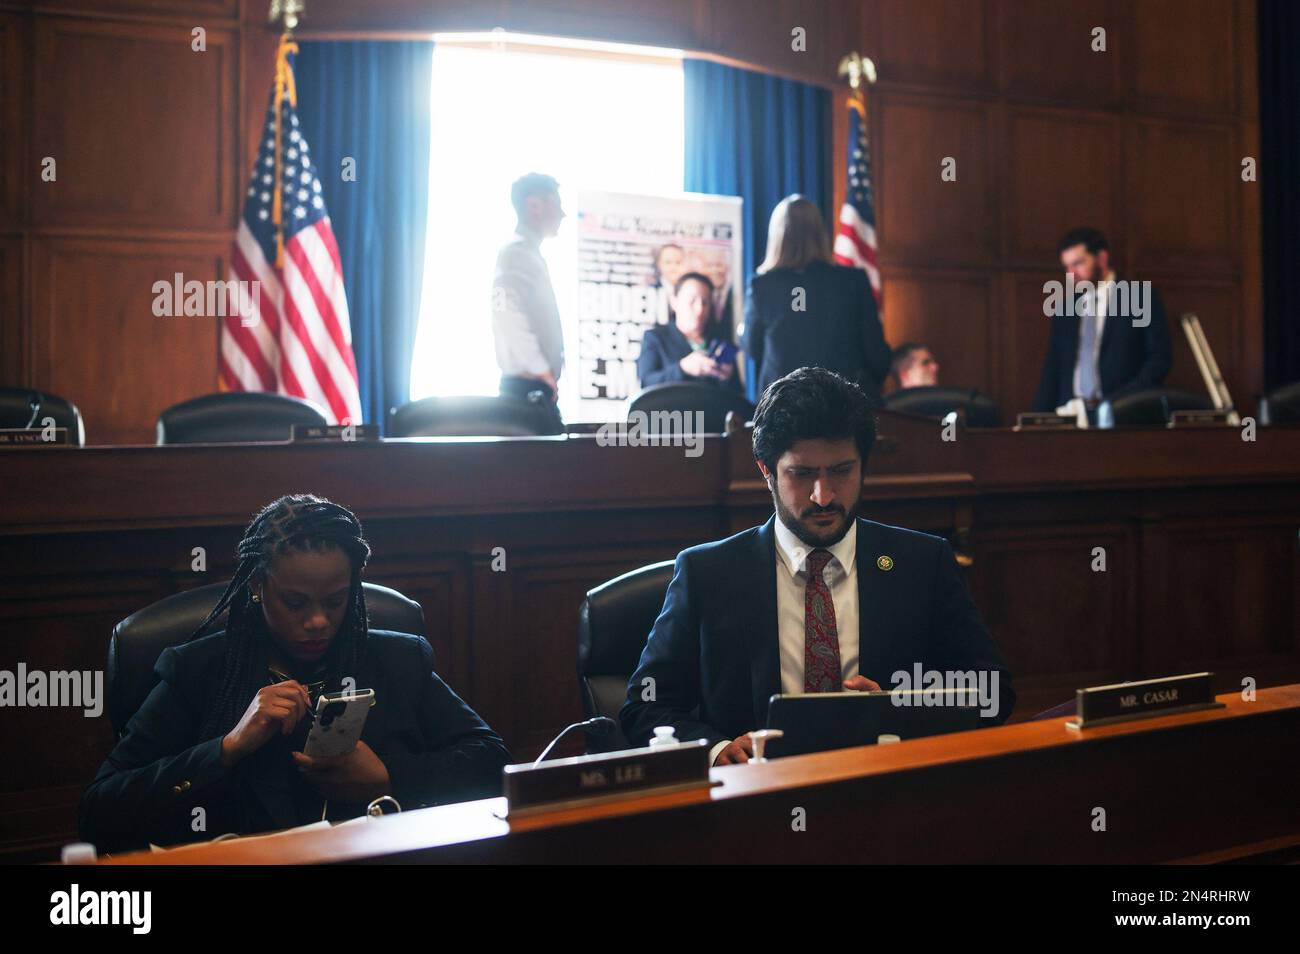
[491, 225, 564, 378]
[773, 517, 860, 693]
[709, 519, 860, 765]
[1070, 268, 1116, 401]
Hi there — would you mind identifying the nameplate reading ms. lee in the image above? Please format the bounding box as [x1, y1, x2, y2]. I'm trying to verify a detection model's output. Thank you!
[503, 740, 711, 816]
[1068, 672, 1221, 729]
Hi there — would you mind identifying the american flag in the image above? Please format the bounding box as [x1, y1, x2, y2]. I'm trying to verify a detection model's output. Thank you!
[832, 97, 881, 303]
[220, 39, 362, 425]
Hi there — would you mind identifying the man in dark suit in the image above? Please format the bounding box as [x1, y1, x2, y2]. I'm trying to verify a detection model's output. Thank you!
[1032, 227, 1173, 415]
[620, 367, 1015, 765]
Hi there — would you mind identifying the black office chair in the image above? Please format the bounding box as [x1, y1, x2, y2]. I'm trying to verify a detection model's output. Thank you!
[156, 392, 328, 444]
[107, 581, 426, 736]
[1258, 381, 1300, 425]
[0, 387, 86, 445]
[1096, 388, 1213, 428]
[883, 386, 1001, 428]
[577, 560, 675, 753]
[387, 395, 563, 437]
[628, 383, 755, 434]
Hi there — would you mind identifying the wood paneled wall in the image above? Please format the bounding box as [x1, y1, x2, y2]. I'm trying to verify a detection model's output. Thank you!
[846, 0, 1261, 417]
[0, 0, 1262, 442]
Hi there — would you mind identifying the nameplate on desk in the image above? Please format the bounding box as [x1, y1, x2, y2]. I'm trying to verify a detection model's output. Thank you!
[1013, 412, 1077, 430]
[503, 740, 711, 817]
[0, 427, 71, 447]
[1168, 409, 1234, 427]
[1068, 672, 1222, 729]
[290, 423, 380, 443]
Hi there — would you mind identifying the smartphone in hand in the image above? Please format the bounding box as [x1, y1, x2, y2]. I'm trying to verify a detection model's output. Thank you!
[303, 689, 374, 758]
[709, 341, 738, 367]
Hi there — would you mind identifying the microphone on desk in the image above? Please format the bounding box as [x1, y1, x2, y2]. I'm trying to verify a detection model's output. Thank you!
[25, 391, 43, 430]
[533, 716, 617, 766]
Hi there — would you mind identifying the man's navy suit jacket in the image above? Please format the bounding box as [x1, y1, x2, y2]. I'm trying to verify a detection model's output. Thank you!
[620, 517, 1015, 748]
[1032, 280, 1173, 412]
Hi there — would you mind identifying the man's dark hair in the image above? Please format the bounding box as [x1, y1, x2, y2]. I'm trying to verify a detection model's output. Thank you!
[890, 342, 925, 379]
[1057, 226, 1108, 255]
[511, 172, 559, 218]
[752, 367, 876, 472]
[672, 270, 713, 296]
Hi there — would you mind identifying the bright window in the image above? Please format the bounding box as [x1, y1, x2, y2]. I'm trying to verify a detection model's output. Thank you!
[409, 35, 684, 421]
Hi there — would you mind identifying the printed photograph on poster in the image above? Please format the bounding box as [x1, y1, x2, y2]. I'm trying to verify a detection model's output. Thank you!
[572, 190, 743, 422]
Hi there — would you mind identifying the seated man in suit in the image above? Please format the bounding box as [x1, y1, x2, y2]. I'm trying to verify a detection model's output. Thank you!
[1032, 226, 1172, 418]
[621, 367, 1015, 765]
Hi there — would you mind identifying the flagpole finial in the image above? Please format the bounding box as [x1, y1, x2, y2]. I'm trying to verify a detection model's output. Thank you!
[837, 52, 878, 91]
[268, 0, 305, 33]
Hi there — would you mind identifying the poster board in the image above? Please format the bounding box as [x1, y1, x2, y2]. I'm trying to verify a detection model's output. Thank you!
[569, 190, 743, 422]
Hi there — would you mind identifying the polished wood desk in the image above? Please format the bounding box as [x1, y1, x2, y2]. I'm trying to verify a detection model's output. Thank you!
[3, 418, 1299, 859]
[99, 685, 1300, 865]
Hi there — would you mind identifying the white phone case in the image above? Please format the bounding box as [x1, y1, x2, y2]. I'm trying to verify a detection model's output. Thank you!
[303, 689, 374, 758]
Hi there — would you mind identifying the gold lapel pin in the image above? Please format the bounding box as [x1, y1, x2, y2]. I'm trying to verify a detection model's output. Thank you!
[876, 555, 894, 571]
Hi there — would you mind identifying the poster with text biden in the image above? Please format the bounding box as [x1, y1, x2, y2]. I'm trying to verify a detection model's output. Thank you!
[573, 190, 742, 422]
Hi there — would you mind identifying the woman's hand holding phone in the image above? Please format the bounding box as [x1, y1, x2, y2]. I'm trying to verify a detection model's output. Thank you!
[291, 741, 391, 803]
[220, 679, 311, 767]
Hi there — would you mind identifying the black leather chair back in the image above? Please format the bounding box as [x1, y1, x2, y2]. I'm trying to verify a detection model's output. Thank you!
[108, 581, 426, 736]
[577, 560, 675, 753]
[1096, 388, 1212, 428]
[883, 386, 1001, 428]
[156, 392, 328, 444]
[1259, 381, 1300, 425]
[0, 387, 86, 445]
[628, 383, 755, 434]
[387, 395, 562, 437]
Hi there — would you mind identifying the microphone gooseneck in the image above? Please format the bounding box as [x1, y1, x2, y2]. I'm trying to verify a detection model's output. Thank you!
[533, 716, 617, 766]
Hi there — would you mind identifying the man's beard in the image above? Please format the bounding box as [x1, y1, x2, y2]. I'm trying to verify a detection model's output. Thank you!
[772, 491, 857, 548]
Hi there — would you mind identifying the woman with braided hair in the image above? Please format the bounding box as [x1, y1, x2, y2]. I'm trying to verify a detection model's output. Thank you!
[79, 494, 509, 853]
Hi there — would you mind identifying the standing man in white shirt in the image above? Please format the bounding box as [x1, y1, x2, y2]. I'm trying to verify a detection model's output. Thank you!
[620, 367, 1016, 764]
[492, 173, 566, 427]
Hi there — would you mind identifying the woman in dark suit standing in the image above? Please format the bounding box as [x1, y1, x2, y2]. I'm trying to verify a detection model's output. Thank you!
[79, 494, 509, 853]
[637, 271, 742, 391]
[742, 195, 891, 402]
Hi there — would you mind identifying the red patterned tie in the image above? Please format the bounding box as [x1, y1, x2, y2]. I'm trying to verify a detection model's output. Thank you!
[803, 548, 841, 692]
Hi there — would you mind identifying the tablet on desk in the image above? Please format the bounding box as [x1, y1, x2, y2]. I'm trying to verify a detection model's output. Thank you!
[765, 689, 986, 758]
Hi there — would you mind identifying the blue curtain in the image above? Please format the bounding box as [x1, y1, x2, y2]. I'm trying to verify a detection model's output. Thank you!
[294, 40, 434, 429]
[683, 58, 831, 399]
